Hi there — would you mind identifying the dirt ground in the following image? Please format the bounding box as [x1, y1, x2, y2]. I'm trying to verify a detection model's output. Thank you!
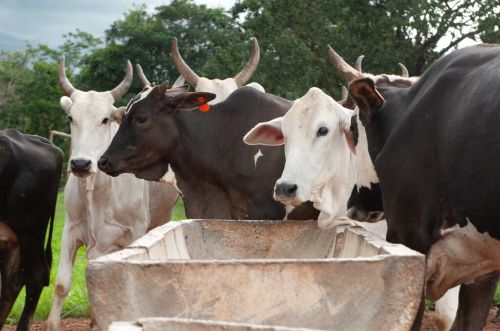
[2, 318, 90, 331]
[3, 311, 500, 330]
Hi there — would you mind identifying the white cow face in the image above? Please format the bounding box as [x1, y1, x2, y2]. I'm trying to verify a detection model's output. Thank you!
[172, 37, 263, 104]
[245, 88, 355, 214]
[195, 77, 239, 105]
[60, 91, 125, 177]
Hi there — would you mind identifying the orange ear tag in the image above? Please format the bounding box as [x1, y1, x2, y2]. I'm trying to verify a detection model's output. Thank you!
[198, 103, 210, 112]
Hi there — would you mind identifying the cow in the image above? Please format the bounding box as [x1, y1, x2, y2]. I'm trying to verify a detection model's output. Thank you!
[326, 44, 500, 330]
[45, 58, 179, 331]
[341, 73, 461, 331]
[97, 83, 318, 221]
[0, 129, 63, 331]
[172, 37, 264, 104]
[243, 83, 461, 330]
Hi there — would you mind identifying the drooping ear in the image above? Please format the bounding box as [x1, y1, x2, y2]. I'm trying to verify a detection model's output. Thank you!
[60, 96, 73, 113]
[243, 117, 284, 146]
[174, 92, 216, 110]
[111, 106, 126, 123]
[337, 104, 356, 154]
[349, 78, 385, 123]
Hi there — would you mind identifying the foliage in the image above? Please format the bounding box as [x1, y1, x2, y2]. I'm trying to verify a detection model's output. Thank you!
[77, 0, 253, 105]
[232, 0, 500, 99]
[0, 50, 67, 137]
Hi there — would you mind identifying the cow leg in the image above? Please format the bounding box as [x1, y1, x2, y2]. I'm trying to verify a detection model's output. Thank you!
[450, 271, 500, 331]
[16, 243, 48, 331]
[0, 225, 22, 328]
[45, 218, 82, 331]
[435, 286, 459, 331]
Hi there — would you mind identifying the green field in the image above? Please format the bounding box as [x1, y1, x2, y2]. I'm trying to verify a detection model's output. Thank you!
[6, 193, 186, 324]
[5, 194, 500, 324]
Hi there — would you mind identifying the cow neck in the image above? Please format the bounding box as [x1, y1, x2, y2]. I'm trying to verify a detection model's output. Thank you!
[361, 87, 408, 163]
[170, 106, 225, 185]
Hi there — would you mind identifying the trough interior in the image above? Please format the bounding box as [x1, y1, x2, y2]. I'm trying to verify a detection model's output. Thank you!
[129, 220, 384, 261]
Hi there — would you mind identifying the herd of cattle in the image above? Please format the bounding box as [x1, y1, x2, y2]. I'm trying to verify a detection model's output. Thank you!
[0, 37, 498, 331]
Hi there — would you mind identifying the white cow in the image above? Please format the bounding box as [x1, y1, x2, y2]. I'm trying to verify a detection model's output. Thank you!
[45, 58, 179, 331]
[172, 37, 264, 104]
[244, 86, 459, 331]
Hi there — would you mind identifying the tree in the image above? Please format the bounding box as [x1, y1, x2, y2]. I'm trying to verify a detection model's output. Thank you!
[232, 0, 500, 100]
[0, 49, 68, 136]
[77, 0, 251, 104]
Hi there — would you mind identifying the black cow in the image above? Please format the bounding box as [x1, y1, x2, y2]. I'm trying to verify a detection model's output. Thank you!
[98, 84, 318, 220]
[0, 129, 63, 331]
[329, 44, 500, 330]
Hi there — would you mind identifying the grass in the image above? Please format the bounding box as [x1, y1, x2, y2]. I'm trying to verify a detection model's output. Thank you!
[6, 193, 186, 324]
[5, 193, 500, 323]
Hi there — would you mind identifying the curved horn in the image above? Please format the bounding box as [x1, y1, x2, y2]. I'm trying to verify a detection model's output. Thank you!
[234, 37, 260, 87]
[341, 86, 349, 100]
[354, 55, 365, 72]
[136, 64, 151, 87]
[58, 56, 77, 96]
[398, 63, 409, 77]
[110, 60, 133, 102]
[327, 45, 364, 82]
[171, 37, 200, 87]
[328, 45, 363, 83]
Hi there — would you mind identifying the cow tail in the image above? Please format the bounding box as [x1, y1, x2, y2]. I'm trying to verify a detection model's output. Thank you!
[45, 199, 56, 268]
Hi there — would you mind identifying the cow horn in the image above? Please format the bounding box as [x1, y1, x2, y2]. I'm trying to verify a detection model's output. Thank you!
[110, 60, 133, 102]
[327, 45, 364, 82]
[171, 38, 200, 87]
[136, 64, 151, 87]
[234, 37, 260, 87]
[355, 55, 365, 72]
[341, 86, 349, 100]
[398, 63, 409, 77]
[58, 56, 77, 96]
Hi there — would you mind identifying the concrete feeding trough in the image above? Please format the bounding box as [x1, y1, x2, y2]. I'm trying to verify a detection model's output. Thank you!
[87, 219, 425, 331]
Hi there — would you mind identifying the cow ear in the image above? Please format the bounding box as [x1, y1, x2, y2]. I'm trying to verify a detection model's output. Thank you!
[349, 78, 385, 123]
[60, 96, 72, 114]
[175, 92, 216, 110]
[153, 81, 169, 99]
[111, 106, 126, 123]
[243, 117, 284, 146]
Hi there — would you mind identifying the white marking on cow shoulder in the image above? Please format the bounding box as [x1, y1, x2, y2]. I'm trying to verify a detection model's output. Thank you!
[355, 113, 379, 188]
[426, 219, 500, 299]
[254, 149, 263, 168]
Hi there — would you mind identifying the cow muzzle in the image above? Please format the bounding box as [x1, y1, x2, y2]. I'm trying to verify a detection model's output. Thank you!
[274, 181, 302, 206]
[70, 158, 93, 177]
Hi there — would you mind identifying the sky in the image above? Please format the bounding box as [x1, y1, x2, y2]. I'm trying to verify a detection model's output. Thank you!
[0, 0, 236, 51]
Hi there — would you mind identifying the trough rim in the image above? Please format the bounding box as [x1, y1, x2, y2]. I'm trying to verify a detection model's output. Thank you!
[88, 219, 424, 267]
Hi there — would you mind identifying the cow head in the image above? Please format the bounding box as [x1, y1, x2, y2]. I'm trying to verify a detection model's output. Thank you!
[59, 57, 132, 177]
[244, 87, 355, 228]
[172, 37, 262, 104]
[97, 82, 215, 181]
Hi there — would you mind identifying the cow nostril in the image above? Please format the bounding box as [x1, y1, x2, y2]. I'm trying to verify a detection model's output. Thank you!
[70, 159, 92, 172]
[275, 183, 298, 198]
[97, 156, 108, 169]
[286, 184, 297, 196]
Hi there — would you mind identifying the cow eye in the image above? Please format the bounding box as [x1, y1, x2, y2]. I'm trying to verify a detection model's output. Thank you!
[68, 116, 74, 124]
[135, 116, 147, 124]
[102, 118, 109, 124]
[317, 127, 329, 137]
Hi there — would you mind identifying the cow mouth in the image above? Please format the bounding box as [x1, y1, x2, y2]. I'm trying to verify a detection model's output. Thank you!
[273, 194, 303, 206]
[133, 162, 169, 181]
